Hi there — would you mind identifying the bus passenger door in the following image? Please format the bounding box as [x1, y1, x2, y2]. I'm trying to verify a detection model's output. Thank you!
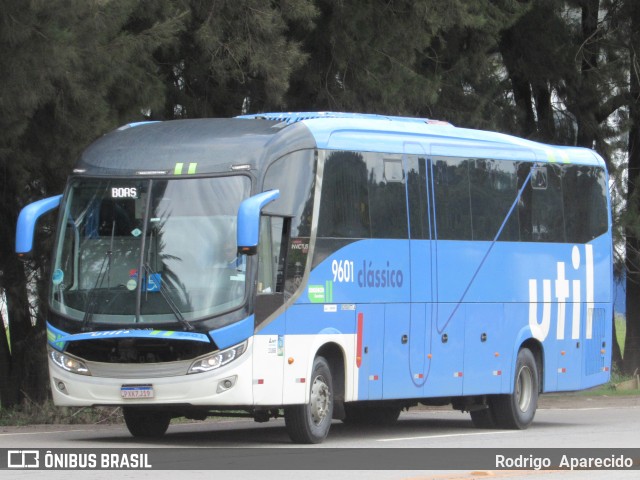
[405, 150, 433, 396]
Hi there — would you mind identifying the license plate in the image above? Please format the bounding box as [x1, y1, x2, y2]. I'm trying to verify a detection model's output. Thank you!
[121, 384, 154, 399]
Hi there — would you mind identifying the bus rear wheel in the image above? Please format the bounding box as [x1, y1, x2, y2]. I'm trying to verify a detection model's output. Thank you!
[122, 407, 171, 438]
[284, 356, 334, 444]
[493, 347, 539, 429]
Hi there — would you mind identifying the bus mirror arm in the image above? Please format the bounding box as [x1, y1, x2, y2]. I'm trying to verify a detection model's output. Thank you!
[236, 190, 280, 255]
[16, 194, 63, 256]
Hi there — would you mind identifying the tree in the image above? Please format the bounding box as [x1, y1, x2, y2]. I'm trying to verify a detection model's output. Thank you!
[285, 0, 442, 114]
[0, 0, 182, 407]
[623, 0, 640, 374]
[156, 0, 317, 118]
[420, 0, 526, 130]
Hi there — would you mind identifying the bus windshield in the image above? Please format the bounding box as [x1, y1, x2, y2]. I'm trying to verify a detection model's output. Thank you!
[50, 175, 251, 325]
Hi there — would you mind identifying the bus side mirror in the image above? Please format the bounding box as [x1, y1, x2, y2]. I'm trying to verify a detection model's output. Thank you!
[237, 190, 280, 255]
[16, 194, 63, 256]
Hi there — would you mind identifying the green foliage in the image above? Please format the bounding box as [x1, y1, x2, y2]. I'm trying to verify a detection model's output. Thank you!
[158, 0, 317, 117]
[0, 402, 123, 426]
[0, 0, 184, 408]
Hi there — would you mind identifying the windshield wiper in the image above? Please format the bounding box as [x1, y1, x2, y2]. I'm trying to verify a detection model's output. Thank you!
[80, 228, 115, 331]
[142, 263, 194, 331]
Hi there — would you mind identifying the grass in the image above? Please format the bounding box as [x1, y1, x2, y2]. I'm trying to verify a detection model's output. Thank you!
[615, 314, 626, 354]
[0, 401, 122, 427]
[579, 362, 640, 396]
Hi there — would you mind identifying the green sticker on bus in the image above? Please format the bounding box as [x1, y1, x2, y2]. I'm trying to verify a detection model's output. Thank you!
[308, 281, 333, 303]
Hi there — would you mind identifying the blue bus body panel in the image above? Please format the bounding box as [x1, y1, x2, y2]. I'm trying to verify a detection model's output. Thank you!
[209, 315, 255, 349]
[264, 231, 611, 400]
[46, 322, 212, 350]
[48, 319, 257, 351]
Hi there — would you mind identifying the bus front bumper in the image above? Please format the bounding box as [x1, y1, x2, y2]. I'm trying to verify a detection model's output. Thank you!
[47, 348, 254, 408]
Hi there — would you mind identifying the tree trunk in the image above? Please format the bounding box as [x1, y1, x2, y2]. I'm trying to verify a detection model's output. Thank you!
[575, 0, 601, 148]
[499, 28, 536, 138]
[533, 84, 556, 143]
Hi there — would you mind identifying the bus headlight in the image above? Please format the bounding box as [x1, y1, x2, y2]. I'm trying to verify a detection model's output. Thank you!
[49, 347, 91, 376]
[188, 341, 247, 374]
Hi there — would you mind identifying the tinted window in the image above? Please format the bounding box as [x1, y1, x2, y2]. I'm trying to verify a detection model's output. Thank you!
[471, 159, 519, 241]
[367, 155, 408, 239]
[317, 151, 371, 238]
[433, 157, 472, 240]
[532, 164, 565, 242]
[563, 166, 608, 242]
[407, 156, 430, 240]
[317, 151, 409, 240]
[516, 163, 533, 242]
[263, 151, 317, 297]
[263, 150, 316, 237]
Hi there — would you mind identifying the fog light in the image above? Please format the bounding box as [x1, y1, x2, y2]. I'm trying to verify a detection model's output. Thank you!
[54, 378, 68, 394]
[216, 375, 237, 393]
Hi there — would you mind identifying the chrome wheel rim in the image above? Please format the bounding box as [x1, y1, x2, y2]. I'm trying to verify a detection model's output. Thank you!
[516, 365, 533, 412]
[310, 374, 331, 425]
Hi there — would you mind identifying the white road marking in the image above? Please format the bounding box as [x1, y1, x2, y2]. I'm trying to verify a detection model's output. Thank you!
[378, 430, 520, 442]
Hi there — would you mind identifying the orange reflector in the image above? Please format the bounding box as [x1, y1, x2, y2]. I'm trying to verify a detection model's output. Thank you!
[427, 354, 432, 359]
[288, 357, 294, 365]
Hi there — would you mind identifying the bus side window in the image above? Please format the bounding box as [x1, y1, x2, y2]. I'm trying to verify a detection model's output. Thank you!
[255, 216, 289, 322]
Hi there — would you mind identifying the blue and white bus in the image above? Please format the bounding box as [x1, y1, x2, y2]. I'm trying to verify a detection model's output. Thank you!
[16, 112, 612, 443]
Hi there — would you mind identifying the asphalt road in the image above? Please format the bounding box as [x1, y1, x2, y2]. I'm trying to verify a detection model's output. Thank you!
[1, 394, 639, 479]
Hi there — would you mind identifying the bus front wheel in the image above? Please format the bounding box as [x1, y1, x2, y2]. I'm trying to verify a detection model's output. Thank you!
[122, 407, 171, 438]
[284, 356, 334, 444]
[493, 347, 539, 429]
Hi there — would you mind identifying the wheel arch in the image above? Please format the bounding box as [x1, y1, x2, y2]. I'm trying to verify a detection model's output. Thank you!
[519, 338, 544, 393]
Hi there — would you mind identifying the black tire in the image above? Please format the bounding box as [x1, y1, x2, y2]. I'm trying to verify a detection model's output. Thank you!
[342, 404, 402, 426]
[122, 407, 171, 438]
[284, 356, 334, 444]
[493, 348, 539, 429]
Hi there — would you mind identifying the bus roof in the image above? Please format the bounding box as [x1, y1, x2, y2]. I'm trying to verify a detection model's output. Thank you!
[240, 112, 606, 168]
[74, 113, 605, 177]
[74, 118, 316, 177]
